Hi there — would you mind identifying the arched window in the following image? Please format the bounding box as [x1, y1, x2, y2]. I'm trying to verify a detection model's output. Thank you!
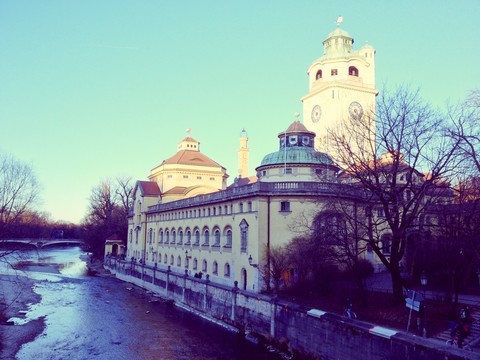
[170, 255, 174, 265]
[177, 256, 182, 267]
[225, 229, 232, 247]
[165, 230, 170, 244]
[348, 66, 359, 77]
[172, 230, 176, 244]
[315, 69, 322, 80]
[193, 258, 198, 270]
[213, 261, 218, 275]
[178, 230, 183, 245]
[164, 254, 167, 264]
[224, 263, 231, 277]
[129, 229, 133, 243]
[214, 229, 221, 246]
[148, 228, 153, 244]
[159, 230, 163, 244]
[239, 219, 249, 253]
[186, 230, 191, 244]
[194, 230, 200, 245]
[203, 229, 210, 246]
[202, 259, 208, 272]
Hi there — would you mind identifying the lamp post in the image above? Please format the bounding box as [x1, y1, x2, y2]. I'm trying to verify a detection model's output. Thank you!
[248, 254, 258, 268]
[420, 271, 428, 337]
[420, 271, 428, 292]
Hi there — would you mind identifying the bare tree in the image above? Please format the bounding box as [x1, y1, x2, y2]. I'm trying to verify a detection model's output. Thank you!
[261, 245, 291, 292]
[446, 89, 480, 177]
[115, 176, 134, 216]
[329, 86, 462, 303]
[82, 177, 133, 257]
[0, 152, 39, 239]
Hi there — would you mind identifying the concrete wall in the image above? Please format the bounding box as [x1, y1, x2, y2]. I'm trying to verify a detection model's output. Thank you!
[105, 257, 479, 360]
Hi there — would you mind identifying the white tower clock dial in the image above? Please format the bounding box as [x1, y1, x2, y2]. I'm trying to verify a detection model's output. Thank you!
[311, 105, 322, 123]
[349, 101, 364, 120]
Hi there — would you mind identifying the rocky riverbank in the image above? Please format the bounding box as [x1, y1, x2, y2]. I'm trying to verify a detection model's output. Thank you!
[0, 274, 45, 359]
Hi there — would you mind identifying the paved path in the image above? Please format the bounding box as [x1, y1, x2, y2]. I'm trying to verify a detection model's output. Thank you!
[365, 272, 480, 351]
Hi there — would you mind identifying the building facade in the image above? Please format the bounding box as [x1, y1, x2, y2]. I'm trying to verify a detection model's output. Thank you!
[301, 23, 377, 154]
[125, 23, 444, 293]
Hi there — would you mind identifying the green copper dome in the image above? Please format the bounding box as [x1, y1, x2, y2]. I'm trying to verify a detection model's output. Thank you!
[260, 147, 334, 167]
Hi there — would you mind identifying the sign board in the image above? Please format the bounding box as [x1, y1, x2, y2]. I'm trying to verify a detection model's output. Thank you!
[405, 298, 421, 312]
[405, 290, 424, 302]
[405, 290, 424, 312]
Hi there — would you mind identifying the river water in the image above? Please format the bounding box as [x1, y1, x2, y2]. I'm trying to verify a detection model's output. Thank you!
[2, 247, 282, 360]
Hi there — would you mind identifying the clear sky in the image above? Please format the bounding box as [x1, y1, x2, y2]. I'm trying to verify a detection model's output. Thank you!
[1, 1, 479, 224]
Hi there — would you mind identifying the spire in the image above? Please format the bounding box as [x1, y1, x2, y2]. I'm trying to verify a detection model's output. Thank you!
[238, 129, 249, 178]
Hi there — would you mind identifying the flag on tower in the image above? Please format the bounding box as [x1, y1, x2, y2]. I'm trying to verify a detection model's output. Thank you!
[336, 16, 343, 26]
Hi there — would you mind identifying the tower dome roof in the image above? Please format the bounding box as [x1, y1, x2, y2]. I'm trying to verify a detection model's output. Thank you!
[258, 117, 336, 169]
[326, 27, 353, 41]
[278, 119, 316, 138]
[259, 147, 335, 167]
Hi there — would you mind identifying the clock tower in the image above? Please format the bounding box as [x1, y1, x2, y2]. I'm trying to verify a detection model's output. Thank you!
[302, 20, 378, 157]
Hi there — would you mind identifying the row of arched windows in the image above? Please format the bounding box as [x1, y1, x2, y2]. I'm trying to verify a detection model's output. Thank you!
[130, 220, 250, 253]
[152, 225, 233, 247]
[151, 253, 232, 278]
[315, 66, 359, 80]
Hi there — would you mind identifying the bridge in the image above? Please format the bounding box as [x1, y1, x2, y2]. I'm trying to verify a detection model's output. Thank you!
[0, 238, 85, 249]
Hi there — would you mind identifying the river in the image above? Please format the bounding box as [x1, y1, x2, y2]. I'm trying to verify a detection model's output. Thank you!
[2, 247, 283, 360]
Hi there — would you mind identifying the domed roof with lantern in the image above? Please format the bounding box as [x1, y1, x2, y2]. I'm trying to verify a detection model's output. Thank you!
[256, 114, 338, 180]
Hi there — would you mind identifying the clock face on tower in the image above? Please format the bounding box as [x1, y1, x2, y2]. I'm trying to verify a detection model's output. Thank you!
[311, 105, 322, 123]
[349, 101, 364, 120]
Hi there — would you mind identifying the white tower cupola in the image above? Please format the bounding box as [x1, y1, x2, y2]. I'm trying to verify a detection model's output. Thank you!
[301, 18, 378, 158]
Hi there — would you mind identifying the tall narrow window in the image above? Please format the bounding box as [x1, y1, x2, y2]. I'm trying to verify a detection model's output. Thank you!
[239, 219, 249, 253]
[224, 263, 231, 277]
[225, 229, 232, 247]
[203, 229, 210, 246]
[316, 69, 322, 79]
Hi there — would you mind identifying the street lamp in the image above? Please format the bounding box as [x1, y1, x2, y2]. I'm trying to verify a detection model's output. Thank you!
[420, 271, 428, 288]
[185, 250, 191, 268]
[248, 254, 258, 268]
[420, 271, 428, 338]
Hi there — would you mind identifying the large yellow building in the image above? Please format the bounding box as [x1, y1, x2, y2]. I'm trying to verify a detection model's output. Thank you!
[126, 23, 381, 292]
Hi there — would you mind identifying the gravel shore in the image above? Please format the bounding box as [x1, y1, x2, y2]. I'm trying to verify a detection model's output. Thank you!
[0, 274, 45, 360]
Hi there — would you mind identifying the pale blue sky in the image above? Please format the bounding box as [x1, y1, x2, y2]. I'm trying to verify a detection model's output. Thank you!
[1, 1, 479, 223]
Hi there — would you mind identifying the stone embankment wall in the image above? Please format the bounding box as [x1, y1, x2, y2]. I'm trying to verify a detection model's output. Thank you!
[104, 257, 478, 360]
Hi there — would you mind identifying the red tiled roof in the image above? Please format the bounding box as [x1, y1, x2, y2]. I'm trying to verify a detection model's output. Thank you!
[162, 186, 188, 195]
[137, 181, 161, 196]
[182, 136, 198, 142]
[161, 150, 224, 169]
